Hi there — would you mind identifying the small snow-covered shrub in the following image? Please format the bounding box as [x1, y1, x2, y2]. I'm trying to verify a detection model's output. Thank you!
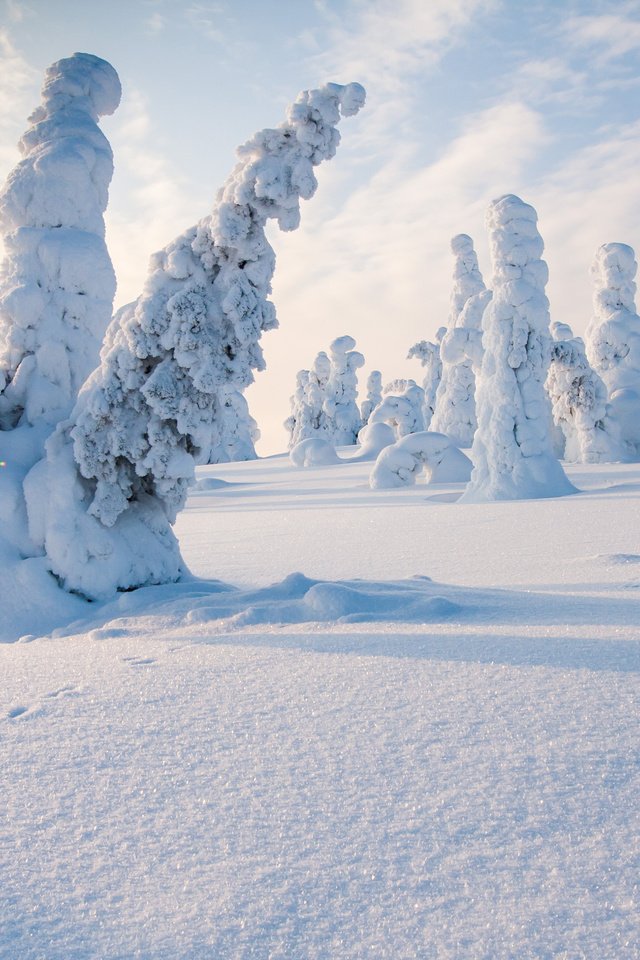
[462, 195, 574, 502]
[27, 81, 366, 598]
[353, 421, 396, 460]
[370, 431, 472, 489]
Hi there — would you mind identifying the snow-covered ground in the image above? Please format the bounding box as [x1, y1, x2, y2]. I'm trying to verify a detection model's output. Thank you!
[2, 454, 639, 959]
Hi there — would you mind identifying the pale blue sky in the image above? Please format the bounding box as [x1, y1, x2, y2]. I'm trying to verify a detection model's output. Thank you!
[2, 0, 640, 452]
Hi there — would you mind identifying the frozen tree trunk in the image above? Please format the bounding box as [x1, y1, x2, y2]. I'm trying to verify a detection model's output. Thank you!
[585, 243, 640, 456]
[408, 327, 445, 428]
[461, 195, 574, 502]
[323, 335, 365, 445]
[360, 369, 382, 426]
[26, 81, 366, 599]
[547, 322, 627, 463]
[431, 235, 489, 446]
[0, 53, 121, 430]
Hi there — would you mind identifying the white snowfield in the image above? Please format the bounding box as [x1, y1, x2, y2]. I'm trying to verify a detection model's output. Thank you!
[2, 453, 639, 959]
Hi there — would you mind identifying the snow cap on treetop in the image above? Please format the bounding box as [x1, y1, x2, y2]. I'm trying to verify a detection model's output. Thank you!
[37, 52, 121, 123]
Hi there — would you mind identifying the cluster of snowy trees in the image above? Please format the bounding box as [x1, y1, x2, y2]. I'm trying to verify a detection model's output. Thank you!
[289, 195, 640, 500]
[0, 52, 366, 596]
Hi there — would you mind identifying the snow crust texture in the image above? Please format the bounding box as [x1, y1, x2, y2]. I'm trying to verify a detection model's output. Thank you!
[27, 81, 365, 598]
[463, 195, 574, 501]
[0, 52, 120, 430]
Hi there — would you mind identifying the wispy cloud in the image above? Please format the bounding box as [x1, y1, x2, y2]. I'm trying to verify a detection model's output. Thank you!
[0, 29, 39, 196]
[564, 7, 640, 64]
[185, 1, 227, 43]
[104, 87, 204, 307]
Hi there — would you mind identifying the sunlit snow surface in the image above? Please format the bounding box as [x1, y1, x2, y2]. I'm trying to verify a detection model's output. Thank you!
[2, 454, 640, 958]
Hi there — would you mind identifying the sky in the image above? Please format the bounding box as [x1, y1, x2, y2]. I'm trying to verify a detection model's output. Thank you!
[1, 0, 640, 454]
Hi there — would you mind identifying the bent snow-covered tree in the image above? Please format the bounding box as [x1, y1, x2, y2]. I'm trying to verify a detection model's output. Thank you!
[462, 195, 574, 502]
[586, 243, 640, 457]
[431, 235, 489, 446]
[27, 81, 366, 599]
[547, 322, 626, 463]
[0, 53, 121, 430]
[369, 380, 425, 438]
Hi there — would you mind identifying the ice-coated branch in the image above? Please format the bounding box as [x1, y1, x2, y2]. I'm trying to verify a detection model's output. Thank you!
[28, 81, 365, 598]
[0, 52, 121, 429]
[462, 195, 574, 501]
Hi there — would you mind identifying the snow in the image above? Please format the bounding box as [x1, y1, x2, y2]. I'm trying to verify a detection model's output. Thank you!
[463, 196, 575, 502]
[24, 82, 365, 599]
[370, 430, 472, 489]
[2, 452, 640, 958]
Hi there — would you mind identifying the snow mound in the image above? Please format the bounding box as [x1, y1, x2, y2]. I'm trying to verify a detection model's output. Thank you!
[290, 437, 340, 466]
[370, 431, 472, 489]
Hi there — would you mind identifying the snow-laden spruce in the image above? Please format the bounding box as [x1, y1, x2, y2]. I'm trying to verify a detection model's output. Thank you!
[369, 379, 425, 439]
[462, 195, 574, 502]
[431, 235, 489, 447]
[407, 328, 445, 429]
[370, 431, 472, 489]
[285, 350, 331, 448]
[0, 53, 121, 430]
[586, 243, 640, 456]
[360, 369, 382, 426]
[322, 335, 364, 445]
[547, 322, 626, 463]
[27, 81, 366, 599]
[198, 386, 260, 464]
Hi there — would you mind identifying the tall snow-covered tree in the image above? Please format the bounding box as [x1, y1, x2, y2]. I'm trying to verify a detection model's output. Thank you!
[407, 327, 445, 428]
[431, 235, 489, 446]
[360, 369, 382, 426]
[586, 242, 640, 456]
[285, 350, 331, 448]
[322, 335, 364, 444]
[199, 386, 260, 463]
[0, 52, 121, 430]
[547, 321, 626, 463]
[26, 81, 366, 599]
[462, 194, 574, 501]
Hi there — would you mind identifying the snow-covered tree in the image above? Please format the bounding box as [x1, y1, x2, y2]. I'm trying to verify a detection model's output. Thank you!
[586, 243, 640, 456]
[284, 369, 311, 447]
[547, 322, 626, 463]
[199, 386, 260, 463]
[369, 379, 425, 438]
[360, 369, 382, 426]
[431, 235, 490, 446]
[26, 81, 366, 598]
[408, 327, 446, 428]
[285, 349, 332, 448]
[322, 335, 364, 444]
[0, 53, 121, 430]
[462, 195, 574, 502]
